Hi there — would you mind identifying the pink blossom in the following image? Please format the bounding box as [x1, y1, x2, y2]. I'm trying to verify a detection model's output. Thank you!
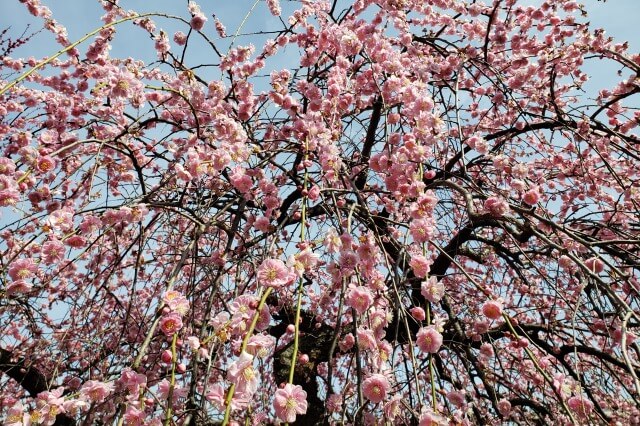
[484, 196, 510, 217]
[410, 218, 434, 243]
[206, 382, 252, 411]
[339, 333, 355, 352]
[339, 29, 361, 56]
[370, 310, 390, 337]
[447, 390, 465, 407]
[410, 254, 431, 278]
[214, 18, 227, 37]
[479, 343, 495, 357]
[159, 312, 183, 336]
[190, 14, 207, 31]
[5, 402, 27, 426]
[229, 294, 272, 332]
[188, 2, 207, 30]
[416, 326, 443, 353]
[0, 188, 20, 206]
[323, 229, 343, 253]
[266, 0, 281, 16]
[62, 399, 88, 417]
[123, 406, 145, 425]
[466, 134, 486, 152]
[8, 258, 38, 281]
[567, 395, 593, 419]
[338, 250, 358, 273]
[120, 368, 146, 394]
[230, 167, 253, 194]
[158, 378, 188, 402]
[227, 352, 258, 396]
[0, 157, 16, 175]
[257, 258, 295, 288]
[47, 208, 74, 233]
[362, 374, 390, 403]
[78, 215, 101, 234]
[80, 380, 114, 403]
[497, 398, 512, 416]
[163, 290, 190, 315]
[35, 387, 66, 425]
[246, 334, 275, 358]
[273, 383, 308, 423]
[473, 318, 491, 335]
[6, 280, 32, 295]
[0, 176, 16, 192]
[186, 336, 200, 351]
[558, 255, 575, 271]
[356, 327, 377, 350]
[28, 185, 50, 204]
[42, 239, 65, 265]
[161, 349, 172, 363]
[410, 191, 439, 219]
[307, 184, 320, 201]
[65, 235, 86, 248]
[584, 257, 604, 274]
[419, 409, 447, 425]
[482, 300, 503, 320]
[173, 31, 187, 46]
[613, 327, 637, 346]
[109, 69, 142, 99]
[205, 384, 226, 410]
[205, 383, 253, 411]
[154, 32, 171, 57]
[421, 277, 445, 303]
[326, 393, 342, 413]
[174, 163, 192, 182]
[288, 247, 320, 277]
[254, 216, 272, 232]
[384, 396, 402, 421]
[410, 307, 426, 321]
[346, 285, 374, 315]
[36, 156, 56, 173]
[522, 187, 540, 205]
[18, 146, 37, 165]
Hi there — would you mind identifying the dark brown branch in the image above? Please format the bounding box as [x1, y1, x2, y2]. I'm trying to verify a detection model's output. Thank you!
[0, 347, 76, 425]
[354, 96, 383, 191]
[0, 347, 49, 397]
[272, 307, 340, 425]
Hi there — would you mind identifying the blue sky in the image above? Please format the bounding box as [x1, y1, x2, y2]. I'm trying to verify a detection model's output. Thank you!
[1, 1, 637, 59]
[0, 1, 297, 62]
[0, 0, 637, 104]
[584, 0, 640, 49]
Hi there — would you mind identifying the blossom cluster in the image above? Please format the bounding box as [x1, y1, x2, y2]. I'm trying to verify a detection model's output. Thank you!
[1, 0, 639, 424]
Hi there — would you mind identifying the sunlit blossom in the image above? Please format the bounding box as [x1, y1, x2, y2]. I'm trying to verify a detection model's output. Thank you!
[273, 383, 308, 423]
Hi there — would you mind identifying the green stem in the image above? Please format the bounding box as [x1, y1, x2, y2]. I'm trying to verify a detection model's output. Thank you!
[425, 303, 437, 411]
[288, 145, 309, 384]
[0, 13, 160, 97]
[288, 277, 304, 384]
[164, 332, 179, 426]
[222, 287, 273, 425]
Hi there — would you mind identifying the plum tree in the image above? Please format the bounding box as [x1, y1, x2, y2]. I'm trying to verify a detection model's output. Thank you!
[1, 0, 639, 424]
